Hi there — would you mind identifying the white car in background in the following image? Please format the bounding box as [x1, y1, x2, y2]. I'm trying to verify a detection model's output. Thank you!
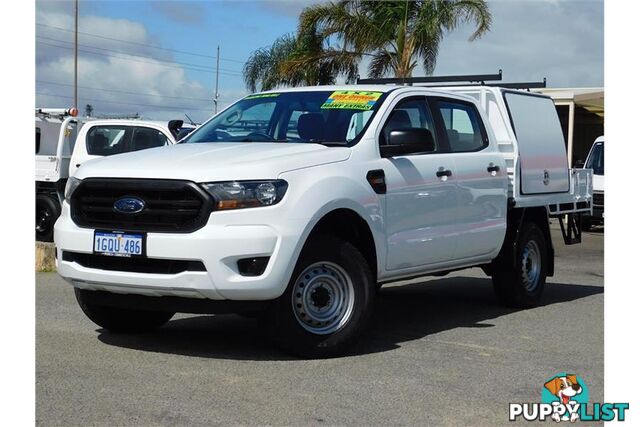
[36, 108, 188, 241]
[581, 136, 604, 229]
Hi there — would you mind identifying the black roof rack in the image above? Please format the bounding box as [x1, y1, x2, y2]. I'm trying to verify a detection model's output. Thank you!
[357, 70, 503, 85]
[356, 69, 547, 89]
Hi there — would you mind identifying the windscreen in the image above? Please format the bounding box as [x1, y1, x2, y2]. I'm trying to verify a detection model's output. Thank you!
[585, 141, 604, 175]
[184, 90, 386, 146]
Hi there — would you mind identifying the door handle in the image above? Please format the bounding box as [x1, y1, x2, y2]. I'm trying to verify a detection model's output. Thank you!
[487, 164, 500, 173]
[436, 169, 452, 178]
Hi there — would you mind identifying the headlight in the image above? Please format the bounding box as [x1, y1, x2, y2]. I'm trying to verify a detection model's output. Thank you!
[201, 180, 288, 210]
[64, 177, 82, 203]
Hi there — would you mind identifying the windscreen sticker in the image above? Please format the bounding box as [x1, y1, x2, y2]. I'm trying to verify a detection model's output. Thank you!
[321, 91, 383, 110]
[244, 93, 281, 100]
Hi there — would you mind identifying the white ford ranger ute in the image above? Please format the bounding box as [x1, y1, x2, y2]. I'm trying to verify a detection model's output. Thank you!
[54, 85, 592, 357]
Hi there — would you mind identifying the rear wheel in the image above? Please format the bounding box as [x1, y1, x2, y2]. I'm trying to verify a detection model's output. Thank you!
[36, 194, 61, 242]
[492, 222, 547, 308]
[75, 288, 174, 333]
[267, 235, 375, 358]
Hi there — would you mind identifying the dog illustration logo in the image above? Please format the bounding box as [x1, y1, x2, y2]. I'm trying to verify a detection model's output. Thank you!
[542, 374, 587, 422]
[510, 373, 628, 422]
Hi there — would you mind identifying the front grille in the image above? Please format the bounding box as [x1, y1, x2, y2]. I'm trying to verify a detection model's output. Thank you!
[62, 251, 206, 274]
[593, 192, 604, 207]
[71, 178, 213, 233]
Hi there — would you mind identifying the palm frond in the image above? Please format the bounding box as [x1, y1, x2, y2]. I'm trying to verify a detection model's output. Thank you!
[367, 50, 395, 78]
[452, 0, 492, 41]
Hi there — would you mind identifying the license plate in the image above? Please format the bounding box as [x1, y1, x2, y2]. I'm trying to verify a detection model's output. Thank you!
[94, 231, 144, 257]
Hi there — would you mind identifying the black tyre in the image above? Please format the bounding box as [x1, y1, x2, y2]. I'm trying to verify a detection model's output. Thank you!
[36, 194, 61, 242]
[75, 288, 174, 333]
[267, 235, 375, 358]
[581, 216, 592, 231]
[492, 222, 547, 308]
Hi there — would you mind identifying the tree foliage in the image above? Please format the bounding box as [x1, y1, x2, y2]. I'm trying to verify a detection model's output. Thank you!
[301, 0, 492, 78]
[243, 0, 492, 90]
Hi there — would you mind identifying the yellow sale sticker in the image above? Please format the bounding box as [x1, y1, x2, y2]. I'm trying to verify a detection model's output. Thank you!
[321, 91, 383, 110]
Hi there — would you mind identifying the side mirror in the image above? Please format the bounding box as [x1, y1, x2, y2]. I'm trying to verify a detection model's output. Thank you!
[574, 159, 585, 168]
[380, 128, 435, 157]
[168, 120, 184, 138]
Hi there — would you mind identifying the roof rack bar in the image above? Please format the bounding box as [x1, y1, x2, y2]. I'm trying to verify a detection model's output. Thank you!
[356, 69, 503, 85]
[414, 78, 547, 90]
[488, 78, 547, 89]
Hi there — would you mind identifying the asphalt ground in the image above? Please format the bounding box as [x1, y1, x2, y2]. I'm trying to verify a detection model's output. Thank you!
[36, 222, 604, 426]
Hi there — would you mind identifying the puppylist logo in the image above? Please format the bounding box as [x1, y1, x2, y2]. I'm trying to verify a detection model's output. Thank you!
[509, 373, 629, 422]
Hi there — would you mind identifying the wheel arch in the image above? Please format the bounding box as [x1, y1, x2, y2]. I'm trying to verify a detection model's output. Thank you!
[495, 206, 555, 277]
[300, 207, 379, 282]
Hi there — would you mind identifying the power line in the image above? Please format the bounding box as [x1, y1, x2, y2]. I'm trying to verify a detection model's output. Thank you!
[37, 35, 212, 71]
[37, 91, 215, 112]
[37, 35, 243, 74]
[36, 22, 246, 64]
[36, 36, 241, 75]
[36, 80, 233, 102]
[37, 40, 243, 77]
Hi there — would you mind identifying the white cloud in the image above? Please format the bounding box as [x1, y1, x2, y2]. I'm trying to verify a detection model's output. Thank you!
[432, 0, 604, 87]
[36, 1, 216, 122]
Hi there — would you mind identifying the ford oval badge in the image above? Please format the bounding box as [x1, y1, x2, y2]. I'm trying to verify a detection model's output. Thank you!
[113, 197, 145, 214]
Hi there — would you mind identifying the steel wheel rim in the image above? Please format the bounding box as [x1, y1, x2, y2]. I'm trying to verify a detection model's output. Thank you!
[521, 240, 541, 292]
[291, 261, 355, 335]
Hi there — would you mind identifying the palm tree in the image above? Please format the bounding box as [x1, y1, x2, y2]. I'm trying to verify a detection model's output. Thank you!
[243, 34, 298, 92]
[243, 25, 359, 92]
[298, 0, 492, 79]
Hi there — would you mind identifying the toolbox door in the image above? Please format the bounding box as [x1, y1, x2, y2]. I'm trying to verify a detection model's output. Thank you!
[503, 91, 569, 194]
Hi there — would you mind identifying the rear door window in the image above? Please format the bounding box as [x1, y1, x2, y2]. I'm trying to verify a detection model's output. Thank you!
[437, 100, 487, 152]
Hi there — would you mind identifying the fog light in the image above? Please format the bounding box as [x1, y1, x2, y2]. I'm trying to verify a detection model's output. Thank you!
[237, 257, 270, 276]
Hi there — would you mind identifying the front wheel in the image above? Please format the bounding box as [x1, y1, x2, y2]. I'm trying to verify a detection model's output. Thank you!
[267, 235, 375, 358]
[36, 194, 61, 242]
[75, 289, 174, 333]
[492, 222, 548, 308]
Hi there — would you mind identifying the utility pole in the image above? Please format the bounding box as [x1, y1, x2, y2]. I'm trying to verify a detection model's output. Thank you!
[214, 45, 220, 114]
[74, 0, 79, 109]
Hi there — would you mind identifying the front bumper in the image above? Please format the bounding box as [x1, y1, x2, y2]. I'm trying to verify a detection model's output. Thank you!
[54, 203, 307, 301]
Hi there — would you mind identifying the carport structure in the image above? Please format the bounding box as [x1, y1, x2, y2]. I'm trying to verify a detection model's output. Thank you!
[535, 88, 604, 166]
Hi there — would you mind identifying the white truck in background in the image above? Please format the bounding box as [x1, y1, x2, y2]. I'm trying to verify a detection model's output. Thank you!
[36, 107, 192, 241]
[55, 81, 592, 358]
[580, 136, 604, 229]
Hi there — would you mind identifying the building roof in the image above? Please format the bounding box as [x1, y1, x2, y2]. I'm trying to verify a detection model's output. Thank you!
[535, 87, 604, 117]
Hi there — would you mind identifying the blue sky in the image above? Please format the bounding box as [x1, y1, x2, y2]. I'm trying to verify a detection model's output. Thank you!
[36, 0, 604, 123]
